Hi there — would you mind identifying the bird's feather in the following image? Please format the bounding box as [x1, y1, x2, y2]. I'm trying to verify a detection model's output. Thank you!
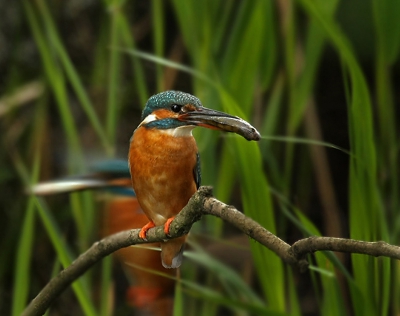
[194, 152, 201, 190]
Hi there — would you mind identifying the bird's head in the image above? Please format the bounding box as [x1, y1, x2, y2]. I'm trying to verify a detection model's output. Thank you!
[139, 91, 260, 141]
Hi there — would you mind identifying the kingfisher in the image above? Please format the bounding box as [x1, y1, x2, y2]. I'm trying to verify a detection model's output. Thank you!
[30, 160, 176, 314]
[129, 91, 260, 269]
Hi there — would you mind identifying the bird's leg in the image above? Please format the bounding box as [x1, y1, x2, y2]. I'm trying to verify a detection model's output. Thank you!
[163, 217, 175, 236]
[139, 221, 156, 239]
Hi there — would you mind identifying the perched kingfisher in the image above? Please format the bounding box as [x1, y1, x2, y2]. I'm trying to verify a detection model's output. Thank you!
[129, 91, 260, 269]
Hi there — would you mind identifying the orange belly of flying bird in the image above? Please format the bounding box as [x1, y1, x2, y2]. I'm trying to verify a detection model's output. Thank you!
[103, 197, 175, 314]
[129, 126, 198, 267]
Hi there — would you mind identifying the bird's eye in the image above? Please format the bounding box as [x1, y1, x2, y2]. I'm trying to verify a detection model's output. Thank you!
[170, 104, 182, 113]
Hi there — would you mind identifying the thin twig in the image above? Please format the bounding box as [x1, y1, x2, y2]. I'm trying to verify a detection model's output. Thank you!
[22, 186, 400, 316]
[290, 236, 400, 260]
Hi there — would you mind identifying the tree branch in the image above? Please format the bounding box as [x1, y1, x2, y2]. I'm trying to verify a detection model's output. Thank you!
[290, 237, 400, 260]
[23, 186, 400, 316]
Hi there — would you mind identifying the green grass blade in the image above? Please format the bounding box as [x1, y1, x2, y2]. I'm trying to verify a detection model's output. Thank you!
[99, 256, 113, 316]
[11, 154, 97, 315]
[105, 2, 123, 149]
[11, 197, 36, 316]
[23, 0, 84, 170]
[231, 137, 285, 311]
[294, 208, 347, 316]
[258, 135, 351, 157]
[121, 48, 214, 85]
[298, 2, 390, 314]
[372, 0, 399, 234]
[286, 267, 301, 316]
[117, 14, 149, 105]
[152, 0, 165, 91]
[24, 1, 95, 260]
[372, 0, 400, 65]
[181, 284, 284, 316]
[185, 244, 264, 305]
[33, 197, 97, 315]
[11, 157, 40, 316]
[173, 276, 184, 316]
[35, 0, 111, 153]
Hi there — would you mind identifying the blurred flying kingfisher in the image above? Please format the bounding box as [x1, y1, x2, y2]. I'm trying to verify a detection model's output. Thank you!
[31, 160, 177, 314]
[129, 91, 260, 269]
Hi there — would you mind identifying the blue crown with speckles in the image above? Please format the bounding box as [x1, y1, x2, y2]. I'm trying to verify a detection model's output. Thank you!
[141, 91, 202, 120]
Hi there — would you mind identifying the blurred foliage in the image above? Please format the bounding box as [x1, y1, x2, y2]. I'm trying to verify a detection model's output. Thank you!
[0, 0, 399, 315]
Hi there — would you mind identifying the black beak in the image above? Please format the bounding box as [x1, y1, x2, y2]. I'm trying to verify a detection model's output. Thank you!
[179, 106, 261, 141]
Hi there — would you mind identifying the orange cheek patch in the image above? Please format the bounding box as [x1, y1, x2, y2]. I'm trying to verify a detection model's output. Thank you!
[183, 104, 197, 111]
[153, 109, 177, 119]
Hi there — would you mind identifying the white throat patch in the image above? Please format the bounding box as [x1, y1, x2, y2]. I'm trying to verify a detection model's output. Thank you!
[139, 114, 157, 127]
[140, 113, 194, 137]
[161, 125, 194, 137]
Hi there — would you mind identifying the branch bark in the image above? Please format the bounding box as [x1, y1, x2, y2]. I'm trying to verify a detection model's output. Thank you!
[22, 186, 400, 316]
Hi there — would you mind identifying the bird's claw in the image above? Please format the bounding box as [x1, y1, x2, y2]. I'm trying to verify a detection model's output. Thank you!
[139, 221, 156, 239]
[164, 217, 175, 236]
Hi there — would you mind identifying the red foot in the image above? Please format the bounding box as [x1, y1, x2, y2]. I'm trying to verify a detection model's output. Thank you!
[139, 221, 156, 239]
[126, 286, 162, 308]
[164, 217, 175, 236]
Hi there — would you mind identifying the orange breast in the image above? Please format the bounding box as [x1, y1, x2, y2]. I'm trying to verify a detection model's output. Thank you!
[129, 127, 198, 226]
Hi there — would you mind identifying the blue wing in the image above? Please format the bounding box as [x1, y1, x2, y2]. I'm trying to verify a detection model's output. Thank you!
[194, 152, 201, 189]
[92, 159, 131, 177]
[30, 159, 135, 197]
